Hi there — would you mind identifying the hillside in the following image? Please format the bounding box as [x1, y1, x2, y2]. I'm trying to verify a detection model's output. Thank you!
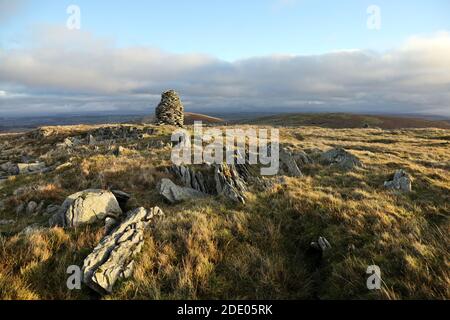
[0, 123, 449, 300]
[245, 113, 450, 129]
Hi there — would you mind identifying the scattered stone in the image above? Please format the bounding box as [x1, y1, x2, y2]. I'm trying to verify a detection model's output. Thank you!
[26, 201, 38, 215]
[56, 162, 72, 171]
[16, 203, 25, 215]
[89, 125, 154, 142]
[320, 148, 363, 170]
[155, 90, 184, 127]
[311, 237, 332, 252]
[88, 134, 97, 145]
[49, 189, 123, 228]
[384, 169, 412, 193]
[158, 178, 207, 204]
[16, 162, 47, 175]
[20, 224, 44, 236]
[0, 219, 15, 226]
[82, 207, 164, 294]
[45, 204, 60, 216]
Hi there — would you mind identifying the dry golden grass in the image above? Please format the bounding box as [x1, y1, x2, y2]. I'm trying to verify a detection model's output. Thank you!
[0, 124, 449, 300]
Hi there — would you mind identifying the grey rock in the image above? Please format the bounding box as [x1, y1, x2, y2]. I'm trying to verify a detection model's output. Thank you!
[20, 223, 44, 236]
[45, 204, 60, 216]
[82, 207, 164, 294]
[26, 201, 38, 215]
[155, 90, 184, 127]
[384, 169, 412, 193]
[170, 163, 248, 204]
[0, 219, 15, 226]
[16, 203, 25, 215]
[320, 148, 363, 170]
[88, 134, 97, 145]
[16, 162, 47, 175]
[214, 164, 247, 204]
[158, 178, 207, 204]
[50, 189, 123, 228]
[311, 236, 332, 252]
[279, 148, 303, 177]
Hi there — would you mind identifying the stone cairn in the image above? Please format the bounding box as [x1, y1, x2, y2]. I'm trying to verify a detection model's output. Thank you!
[155, 90, 184, 127]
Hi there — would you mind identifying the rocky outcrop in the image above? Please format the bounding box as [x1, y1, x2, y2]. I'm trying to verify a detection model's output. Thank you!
[155, 90, 184, 127]
[214, 164, 247, 204]
[49, 189, 123, 228]
[82, 207, 164, 294]
[384, 169, 412, 192]
[279, 148, 303, 177]
[320, 148, 363, 170]
[158, 178, 207, 203]
[169, 163, 248, 204]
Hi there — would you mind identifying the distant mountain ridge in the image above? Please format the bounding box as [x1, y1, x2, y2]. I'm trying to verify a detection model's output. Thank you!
[244, 113, 450, 129]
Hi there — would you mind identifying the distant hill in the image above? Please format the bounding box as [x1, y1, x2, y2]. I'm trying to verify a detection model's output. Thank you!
[243, 113, 450, 129]
[141, 112, 225, 125]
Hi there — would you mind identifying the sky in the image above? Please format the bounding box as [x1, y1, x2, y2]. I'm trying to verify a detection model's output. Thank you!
[0, 0, 450, 117]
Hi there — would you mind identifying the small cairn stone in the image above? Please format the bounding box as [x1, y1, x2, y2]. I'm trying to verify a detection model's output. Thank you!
[155, 90, 184, 127]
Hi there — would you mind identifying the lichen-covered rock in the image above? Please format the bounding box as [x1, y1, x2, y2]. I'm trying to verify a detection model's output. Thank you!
[320, 148, 363, 170]
[158, 178, 207, 203]
[155, 90, 184, 127]
[384, 169, 412, 192]
[49, 189, 123, 228]
[82, 207, 164, 294]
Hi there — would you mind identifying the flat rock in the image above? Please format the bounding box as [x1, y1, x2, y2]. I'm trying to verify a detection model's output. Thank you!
[82, 207, 164, 294]
[158, 178, 207, 204]
[50, 189, 123, 228]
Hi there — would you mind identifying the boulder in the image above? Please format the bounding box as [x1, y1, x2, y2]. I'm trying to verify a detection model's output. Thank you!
[158, 178, 207, 204]
[82, 207, 164, 294]
[155, 90, 184, 127]
[384, 169, 412, 193]
[49, 189, 123, 228]
[320, 148, 363, 170]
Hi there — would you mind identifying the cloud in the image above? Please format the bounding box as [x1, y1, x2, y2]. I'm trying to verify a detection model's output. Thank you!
[1, 26, 450, 116]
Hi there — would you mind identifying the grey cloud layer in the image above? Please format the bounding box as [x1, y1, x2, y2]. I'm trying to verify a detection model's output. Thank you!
[1, 27, 450, 116]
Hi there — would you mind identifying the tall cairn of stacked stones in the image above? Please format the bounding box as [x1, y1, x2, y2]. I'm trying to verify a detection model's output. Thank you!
[155, 90, 184, 127]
